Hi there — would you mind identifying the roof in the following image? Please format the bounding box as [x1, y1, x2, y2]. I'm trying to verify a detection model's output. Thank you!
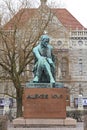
[4, 8, 37, 30]
[4, 8, 85, 30]
[53, 8, 85, 30]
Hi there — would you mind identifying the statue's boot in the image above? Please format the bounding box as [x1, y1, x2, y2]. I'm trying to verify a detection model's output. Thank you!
[50, 78, 55, 83]
[50, 78, 55, 88]
[33, 76, 39, 83]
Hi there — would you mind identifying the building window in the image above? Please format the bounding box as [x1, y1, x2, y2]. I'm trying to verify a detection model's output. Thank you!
[72, 41, 76, 46]
[57, 40, 62, 46]
[61, 57, 68, 78]
[78, 40, 83, 46]
[85, 41, 87, 45]
[79, 59, 83, 75]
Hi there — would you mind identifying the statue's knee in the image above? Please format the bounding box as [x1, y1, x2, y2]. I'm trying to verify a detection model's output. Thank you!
[38, 59, 44, 64]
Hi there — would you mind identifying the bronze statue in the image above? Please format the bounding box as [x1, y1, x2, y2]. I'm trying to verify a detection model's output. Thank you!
[33, 34, 55, 83]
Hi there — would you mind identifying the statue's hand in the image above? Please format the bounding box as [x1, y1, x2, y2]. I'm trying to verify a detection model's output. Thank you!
[38, 56, 47, 63]
[46, 58, 53, 64]
[46, 58, 55, 68]
[39, 56, 46, 61]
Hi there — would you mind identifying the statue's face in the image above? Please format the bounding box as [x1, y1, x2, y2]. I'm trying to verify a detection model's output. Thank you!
[41, 35, 49, 48]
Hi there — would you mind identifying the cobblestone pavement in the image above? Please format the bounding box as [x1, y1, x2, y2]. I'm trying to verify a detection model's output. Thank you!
[7, 122, 84, 130]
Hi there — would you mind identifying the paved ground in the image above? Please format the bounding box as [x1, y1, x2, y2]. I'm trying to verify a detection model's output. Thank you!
[7, 122, 84, 130]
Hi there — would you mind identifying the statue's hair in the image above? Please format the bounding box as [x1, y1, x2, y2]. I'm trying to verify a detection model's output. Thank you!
[40, 34, 50, 41]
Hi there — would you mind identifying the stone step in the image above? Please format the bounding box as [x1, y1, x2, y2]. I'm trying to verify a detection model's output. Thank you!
[13, 117, 77, 128]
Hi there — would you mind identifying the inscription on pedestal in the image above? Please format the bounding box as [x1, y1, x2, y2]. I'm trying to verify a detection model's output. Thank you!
[23, 88, 66, 119]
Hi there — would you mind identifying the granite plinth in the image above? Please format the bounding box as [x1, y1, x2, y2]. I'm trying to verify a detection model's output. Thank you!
[23, 88, 66, 119]
[13, 117, 77, 128]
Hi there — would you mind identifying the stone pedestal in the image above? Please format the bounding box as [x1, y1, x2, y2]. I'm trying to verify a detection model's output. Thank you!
[13, 87, 76, 128]
[23, 88, 66, 119]
[13, 117, 77, 128]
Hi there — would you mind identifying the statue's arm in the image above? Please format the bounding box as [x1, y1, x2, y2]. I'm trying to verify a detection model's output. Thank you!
[33, 46, 41, 60]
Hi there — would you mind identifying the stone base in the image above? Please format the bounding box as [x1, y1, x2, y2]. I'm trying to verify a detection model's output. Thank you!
[64, 118, 77, 126]
[23, 88, 66, 118]
[13, 117, 77, 128]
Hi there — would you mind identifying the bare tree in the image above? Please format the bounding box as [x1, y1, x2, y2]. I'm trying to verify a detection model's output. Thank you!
[0, 0, 53, 117]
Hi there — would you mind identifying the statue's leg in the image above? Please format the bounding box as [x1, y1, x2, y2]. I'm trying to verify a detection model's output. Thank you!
[33, 60, 43, 83]
[44, 61, 55, 83]
[33, 58, 55, 83]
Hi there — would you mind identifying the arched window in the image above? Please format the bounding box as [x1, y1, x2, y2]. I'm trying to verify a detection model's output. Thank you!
[78, 58, 83, 75]
[78, 40, 83, 46]
[57, 40, 62, 46]
[61, 57, 69, 78]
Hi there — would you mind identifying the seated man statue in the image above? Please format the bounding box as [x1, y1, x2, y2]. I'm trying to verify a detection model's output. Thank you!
[33, 34, 55, 83]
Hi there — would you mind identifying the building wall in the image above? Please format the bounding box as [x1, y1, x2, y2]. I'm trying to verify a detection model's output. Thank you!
[67, 30, 87, 108]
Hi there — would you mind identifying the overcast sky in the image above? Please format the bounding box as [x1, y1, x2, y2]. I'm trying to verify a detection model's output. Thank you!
[0, 0, 87, 28]
[58, 0, 87, 28]
[49, 0, 87, 28]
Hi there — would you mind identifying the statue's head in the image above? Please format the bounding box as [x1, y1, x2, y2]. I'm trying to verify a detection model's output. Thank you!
[40, 34, 50, 47]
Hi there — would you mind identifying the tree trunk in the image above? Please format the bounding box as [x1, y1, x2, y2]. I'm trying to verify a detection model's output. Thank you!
[16, 88, 23, 117]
